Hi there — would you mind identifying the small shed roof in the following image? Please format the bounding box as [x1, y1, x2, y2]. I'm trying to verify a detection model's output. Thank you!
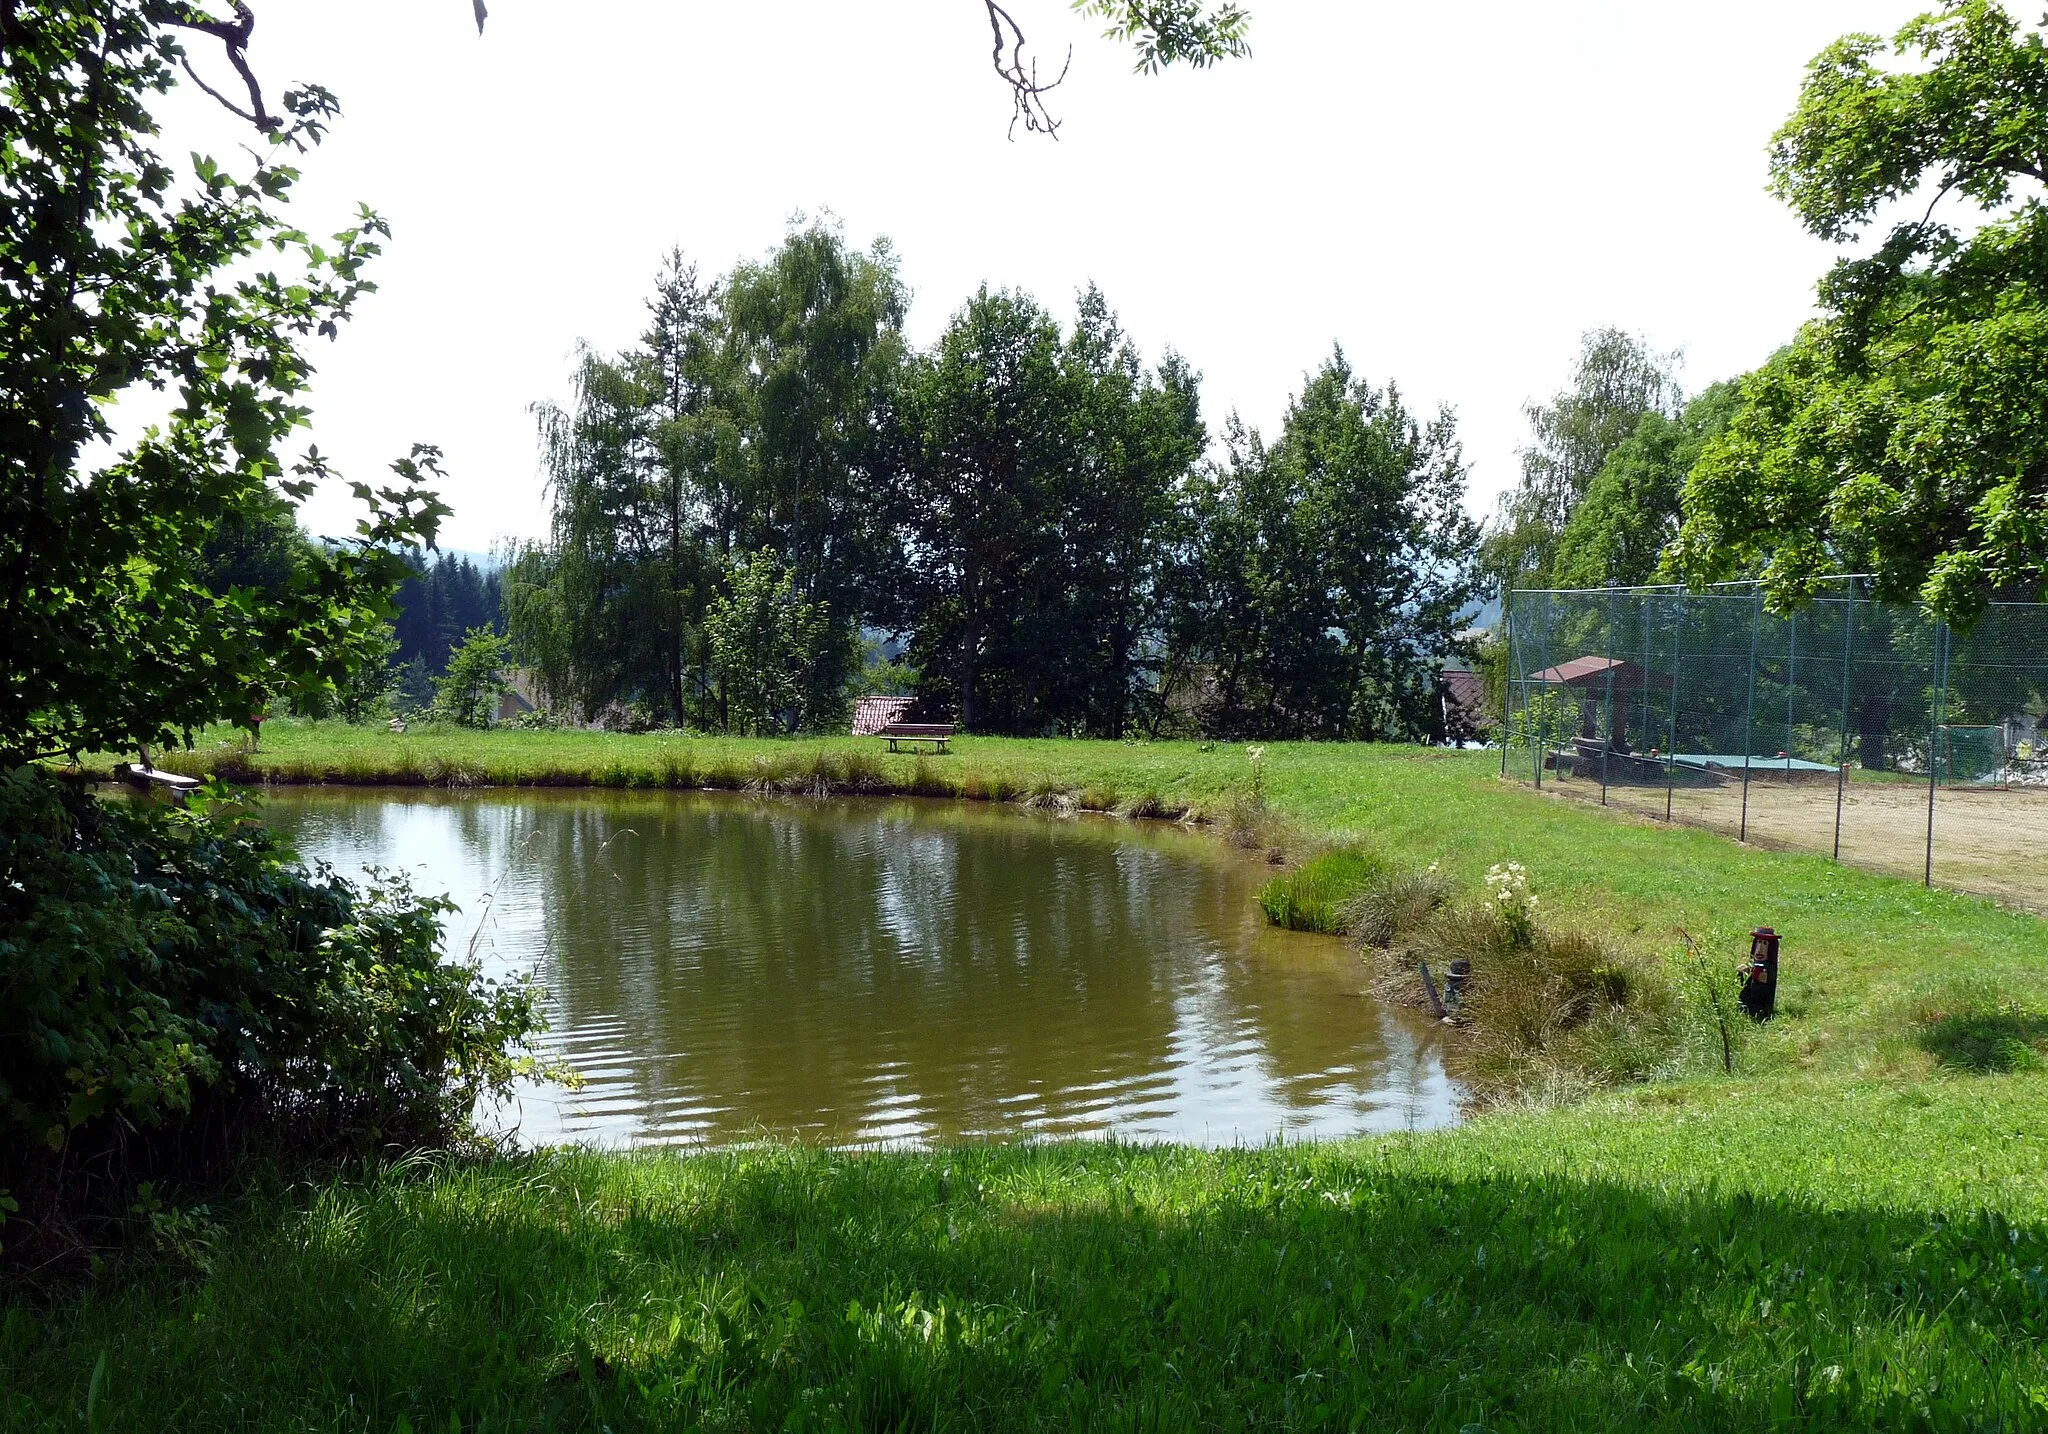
[1528, 655, 1673, 691]
[851, 695, 913, 736]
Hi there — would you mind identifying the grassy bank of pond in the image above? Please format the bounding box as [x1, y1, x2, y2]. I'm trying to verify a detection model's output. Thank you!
[109, 720, 2048, 1080]
[15, 723, 2043, 1428]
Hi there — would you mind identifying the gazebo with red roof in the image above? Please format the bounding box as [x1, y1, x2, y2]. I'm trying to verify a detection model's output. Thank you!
[1527, 655, 1673, 751]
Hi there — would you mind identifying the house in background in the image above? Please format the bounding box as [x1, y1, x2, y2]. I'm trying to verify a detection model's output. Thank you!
[1439, 661, 1487, 741]
[496, 668, 540, 724]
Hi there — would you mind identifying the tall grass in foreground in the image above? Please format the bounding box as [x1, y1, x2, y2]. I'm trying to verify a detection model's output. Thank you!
[6, 1088, 2048, 1432]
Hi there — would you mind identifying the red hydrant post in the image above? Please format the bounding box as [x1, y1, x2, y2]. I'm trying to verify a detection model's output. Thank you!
[1740, 926, 1779, 1021]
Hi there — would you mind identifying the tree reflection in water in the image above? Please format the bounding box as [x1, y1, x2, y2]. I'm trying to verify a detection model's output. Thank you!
[272, 789, 1459, 1146]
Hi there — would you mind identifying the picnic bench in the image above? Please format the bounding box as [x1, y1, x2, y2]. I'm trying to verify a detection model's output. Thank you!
[878, 722, 955, 754]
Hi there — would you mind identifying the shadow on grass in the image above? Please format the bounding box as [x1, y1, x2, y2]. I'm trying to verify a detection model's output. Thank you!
[1919, 1007, 2048, 1073]
[4, 1144, 2045, 1431]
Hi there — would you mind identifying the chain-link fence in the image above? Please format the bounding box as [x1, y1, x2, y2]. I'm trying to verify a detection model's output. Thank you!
[1502, 579, 2048, 912]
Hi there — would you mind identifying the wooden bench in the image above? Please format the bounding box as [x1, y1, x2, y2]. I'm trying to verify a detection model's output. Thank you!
[878, 722, 956, 754]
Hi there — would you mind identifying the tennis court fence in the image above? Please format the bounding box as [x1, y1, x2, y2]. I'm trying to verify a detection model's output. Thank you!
[1501, 578, 2048, 912]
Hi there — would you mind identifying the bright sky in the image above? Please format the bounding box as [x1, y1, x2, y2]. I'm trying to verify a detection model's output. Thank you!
[159, 1, 1929, 552]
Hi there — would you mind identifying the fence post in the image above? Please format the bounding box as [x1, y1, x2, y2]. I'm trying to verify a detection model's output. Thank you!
[1925, 613, 1948, 887]
[1500, 588, 1512, 780]
[1534, 590, 1553, 790]
[1640, 586, 1656, 801]
[1665, 590, 1683, 822]
[1600, 585, 1617, 805]
[1834, 576, 1855, 861]
[1785, 606, 1799, 768]
[1740, 586, 1762, 843]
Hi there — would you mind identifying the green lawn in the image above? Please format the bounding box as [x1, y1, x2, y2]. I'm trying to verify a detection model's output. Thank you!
[6, 1078, 2045, 1431]
[15, 723, 2043, 1429]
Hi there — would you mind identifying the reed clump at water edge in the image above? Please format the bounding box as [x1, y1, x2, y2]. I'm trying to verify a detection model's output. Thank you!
[1259, 842, 1693, 1104]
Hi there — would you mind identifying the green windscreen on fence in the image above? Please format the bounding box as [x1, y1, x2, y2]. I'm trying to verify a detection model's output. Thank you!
[1502, 579, 2048, 911]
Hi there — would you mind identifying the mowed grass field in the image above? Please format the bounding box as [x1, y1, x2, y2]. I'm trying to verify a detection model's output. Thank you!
[12, 722, 2043, 1430]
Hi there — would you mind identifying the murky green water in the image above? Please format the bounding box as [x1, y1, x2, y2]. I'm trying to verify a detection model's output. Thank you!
[267, 789, 1457, 1147]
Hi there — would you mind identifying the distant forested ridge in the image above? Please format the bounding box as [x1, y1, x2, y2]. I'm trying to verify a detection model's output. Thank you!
[394, 551, 504, 674]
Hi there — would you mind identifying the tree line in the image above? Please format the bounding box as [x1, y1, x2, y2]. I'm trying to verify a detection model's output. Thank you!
[1489, 2, 2048, 632]
[508, 229, 1484, 742]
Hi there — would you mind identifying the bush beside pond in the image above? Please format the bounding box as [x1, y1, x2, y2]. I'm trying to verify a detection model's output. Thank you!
[0, 769, 547, 1268]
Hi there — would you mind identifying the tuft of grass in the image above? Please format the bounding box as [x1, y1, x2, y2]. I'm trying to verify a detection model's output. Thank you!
[1342, 862, 1454, 948]
[838, 750, 886, 794]
[1112, 789, 1168, 820]
[1021, 777, 1080, 815]
[904, 756, 956, 798]
[1415, 905, 1679, 1100]
[658, 749, 696, 789]
[1916, 996, 2048, 1073]
[1258, 846, 1381, 933]
[960, 769, 1020, 804]
[700, 755, 743, 789]
[1216, 788, 1285, 853]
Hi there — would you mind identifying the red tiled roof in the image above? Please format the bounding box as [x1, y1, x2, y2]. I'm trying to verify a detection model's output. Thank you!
[1442, 669, 1486, 714]
[1527, 655, 1673, 690]
[851, 695, 913, 736]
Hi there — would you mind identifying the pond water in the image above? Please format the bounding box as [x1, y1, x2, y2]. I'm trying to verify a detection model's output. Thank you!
[267, 789, 1458, 1148]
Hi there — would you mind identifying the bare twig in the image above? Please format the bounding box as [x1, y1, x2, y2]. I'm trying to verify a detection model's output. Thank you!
[985, 0, 1071, 138]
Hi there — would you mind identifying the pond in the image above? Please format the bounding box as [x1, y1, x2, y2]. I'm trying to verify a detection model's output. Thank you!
[268, 789, 1458, 1148]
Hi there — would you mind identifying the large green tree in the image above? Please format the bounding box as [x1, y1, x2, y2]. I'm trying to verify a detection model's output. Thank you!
[722, 226, 906, 728]
[1167, 351, 1482, 740]
[884, 286, 1204, 736]
[1671, 1, 2048, 621]
[510, 256, 728, 730]
[1483, 328, 1683, 591]
[1058, 288, 1207, 735]
[705, 549, 832, 736]
[888, 288, 1077, 733]
[0, 2, 447, 767]
[1553, 382, 1742, 589]
[510, 228, 896, 732]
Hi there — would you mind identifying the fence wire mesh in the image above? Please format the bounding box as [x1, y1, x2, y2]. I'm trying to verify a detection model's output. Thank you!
[1503, 579, 2048, 912]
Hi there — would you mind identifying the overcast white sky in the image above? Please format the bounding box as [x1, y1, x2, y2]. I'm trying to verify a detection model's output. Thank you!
[157, 1, 1929, 552]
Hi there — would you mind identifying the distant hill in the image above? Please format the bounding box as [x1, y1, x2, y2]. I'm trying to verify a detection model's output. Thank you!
[1462, 596, 1504, 630]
